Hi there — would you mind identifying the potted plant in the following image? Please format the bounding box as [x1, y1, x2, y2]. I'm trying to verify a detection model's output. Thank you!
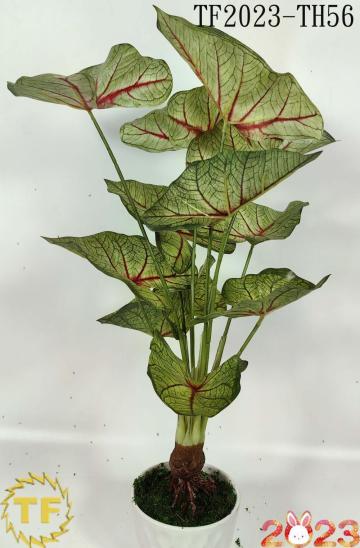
[8, 7, 333, 548]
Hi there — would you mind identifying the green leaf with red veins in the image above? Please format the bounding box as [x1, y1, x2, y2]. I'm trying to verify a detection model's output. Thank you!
[156, 231, 193, 274]
[222, 268, 330, 317]
[182, 202, 309, 253]
[98, 300, 174, 337]
[122, 283, 169, 310]
[121, 92, 333, 159]
[120, 86, 219, 151]
[194, 200, 308, 247]
[111, 261, 226, 338]
[148, 335, 247, 416]
[8, 44, 172, 110]
[186, 123, 256, 164]
[98, 290, 192, 338]
[118, 9, 334, 156]
[167, 87, 219, 135]
[155, 8, 324, 146]
[95, 44, 172, 108]
[186, 123, 280, 164]
[139, 264, 225, 325]
[105, 178, 234, 255]
[143, 149, 319, 231]
[43, 232, 191, 291]
[121, 99, 333, 159]
[105, 179, 167, 220]
[283, 130, 335, 154]
[186, 124, 334, 163]
[119, 109, 184, 152]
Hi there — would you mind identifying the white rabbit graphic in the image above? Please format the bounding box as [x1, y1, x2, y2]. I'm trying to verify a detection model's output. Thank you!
[286, 511, 312, 547]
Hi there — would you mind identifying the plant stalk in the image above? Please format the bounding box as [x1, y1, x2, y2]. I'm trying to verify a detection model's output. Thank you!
[175, 415, 208, 446]
[195, 121, 231, 380]
[200, 215, 236, 372]
[241, 244, 255, 277]
[237, 315, 264, 357]
[212, 244, 255, 370]
[87, 111, 190, 370]
[190, 229, 197, 375]
[196, 228, 213, 381]
[212, 317, 232, 371]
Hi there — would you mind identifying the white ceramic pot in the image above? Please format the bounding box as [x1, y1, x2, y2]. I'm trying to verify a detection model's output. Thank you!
[133, 464, 240, 548]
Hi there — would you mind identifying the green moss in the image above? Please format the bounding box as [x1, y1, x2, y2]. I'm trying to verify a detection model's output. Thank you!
[133, 463, 237, 527]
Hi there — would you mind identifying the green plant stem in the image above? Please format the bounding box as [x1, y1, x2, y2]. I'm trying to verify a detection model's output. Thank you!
[204, 228, 214, 315]
[175, 415, 208, 446]
[88, 110, 126, 181]
[190, 229, 197, 375]
[203, 228, 216, 372]
[200, 215, 236, 371]
[241, 244, 255, 277]
[237, 315, 264, 357]
[196, 228, 213, 381]
[87, 111, 189, 369]
[195, 121, 232, 381]
[209, 115, 232, 296]
[212, 244, 255, 370]
[88, 113, 155, 335]
[212, 316, 232, 371]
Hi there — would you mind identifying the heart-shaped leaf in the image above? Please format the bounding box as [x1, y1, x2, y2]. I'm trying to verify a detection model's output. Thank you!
[148, 335, 247, 416]
[222, 268, 329, 317]
[186, 200, 308, 248]
[8, 44, 172, 110]
[44, 232, 190, 291]
[143, 149, 319, 231]
[156, 8, 323, 146]
[122, 86, 333, 159]
[106, 178, 235, 254]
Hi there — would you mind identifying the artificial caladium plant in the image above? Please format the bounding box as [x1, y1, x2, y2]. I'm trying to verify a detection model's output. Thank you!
[9, 7, 332, 515]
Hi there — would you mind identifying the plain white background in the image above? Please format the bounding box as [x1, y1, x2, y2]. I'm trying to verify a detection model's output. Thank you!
[1, 1, 359, 546]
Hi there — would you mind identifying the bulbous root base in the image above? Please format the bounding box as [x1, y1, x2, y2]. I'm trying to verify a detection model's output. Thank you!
[170, 474, 217, 515]
[169, 442, 216, 515]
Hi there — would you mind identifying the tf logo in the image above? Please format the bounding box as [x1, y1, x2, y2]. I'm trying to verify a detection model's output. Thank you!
[1, 472, 73, 547]
[285, 511, 313, 547]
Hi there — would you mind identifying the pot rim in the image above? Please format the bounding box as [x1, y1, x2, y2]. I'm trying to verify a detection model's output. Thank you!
[133, 462, 240, 531]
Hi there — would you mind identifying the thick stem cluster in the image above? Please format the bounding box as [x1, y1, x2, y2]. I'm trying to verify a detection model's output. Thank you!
[88, 111, 264, 514]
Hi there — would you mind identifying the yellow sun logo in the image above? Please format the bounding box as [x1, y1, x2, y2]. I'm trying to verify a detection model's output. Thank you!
[1, 472, 73, 547]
